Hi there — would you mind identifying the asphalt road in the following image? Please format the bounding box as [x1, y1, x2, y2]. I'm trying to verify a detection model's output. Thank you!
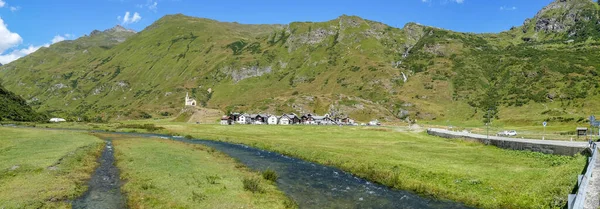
[428, 128, 589, 148]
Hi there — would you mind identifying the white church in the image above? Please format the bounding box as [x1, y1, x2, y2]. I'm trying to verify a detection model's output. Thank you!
[185, 92, 197, 106]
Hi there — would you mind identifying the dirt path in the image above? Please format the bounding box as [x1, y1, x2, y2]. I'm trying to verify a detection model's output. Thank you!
[72, 140, 126, 209]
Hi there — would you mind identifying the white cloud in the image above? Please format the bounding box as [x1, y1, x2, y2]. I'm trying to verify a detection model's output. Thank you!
[10, 6, 20, 12]
[149, 2, 157, 11]
[51, 36, 65, 44]
[0, 45, 45, 64]
[500, 6, 517, 11]
[132, 12, 142, 22]
[0, 0, 5, 8]
[0, 18, 23, 54]
[136, 1, 157, 12]
[121, 11, 142, 25]
[453, 0, 464, 3]
[145, 0, 157, 12]
[0, 33, 75, 65]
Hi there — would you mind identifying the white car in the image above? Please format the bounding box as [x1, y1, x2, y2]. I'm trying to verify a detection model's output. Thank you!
[497, 130, 517, 137]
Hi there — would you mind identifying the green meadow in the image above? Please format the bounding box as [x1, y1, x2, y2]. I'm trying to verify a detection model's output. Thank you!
[0, 127, 103, 208]
[28, 121, 589, 208]
[108, 134, 294, 209]
[152, 123, 584, 209]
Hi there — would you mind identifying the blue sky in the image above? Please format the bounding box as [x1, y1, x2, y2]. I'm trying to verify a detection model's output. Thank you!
[0, 0, 556, 64]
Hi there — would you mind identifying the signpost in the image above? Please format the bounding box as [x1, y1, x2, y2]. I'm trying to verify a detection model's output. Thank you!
[591, 115, 599, 139]
[543, 121, 547, 140]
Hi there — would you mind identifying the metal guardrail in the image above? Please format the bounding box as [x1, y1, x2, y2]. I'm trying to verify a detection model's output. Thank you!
[569, 143, 597, 209]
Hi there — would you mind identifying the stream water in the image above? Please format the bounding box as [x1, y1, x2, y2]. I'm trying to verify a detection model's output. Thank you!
[72, 140, 126, 209]
[127, 132, 471, 209]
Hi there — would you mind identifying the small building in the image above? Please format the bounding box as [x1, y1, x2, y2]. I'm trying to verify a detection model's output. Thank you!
[286, 113, 301, 124]
[229, 113, 241, 122]
[184, 92, 197, 106]
[250, 114, 267, 125]
[301, 114, 315, 125]
[267, 115, 278, 125]
[237, 114, 250, 124]
[220, 116, 233, 125]
[279, 116, 290, 125]
[49, 118, 66, 123]
[577, 127, 588, 139]
[341, 117, 355, 125]
[313, 114, 334, 125]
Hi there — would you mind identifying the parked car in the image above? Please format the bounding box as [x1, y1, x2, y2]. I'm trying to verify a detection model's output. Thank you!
[497, 130, 517, 137]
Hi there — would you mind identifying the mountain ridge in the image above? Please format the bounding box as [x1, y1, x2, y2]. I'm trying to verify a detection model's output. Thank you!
[1, 0, 599, 123]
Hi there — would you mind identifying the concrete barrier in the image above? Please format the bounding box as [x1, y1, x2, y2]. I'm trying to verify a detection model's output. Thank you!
[569, 143, 597, 209]
[427, 128, 589, 156]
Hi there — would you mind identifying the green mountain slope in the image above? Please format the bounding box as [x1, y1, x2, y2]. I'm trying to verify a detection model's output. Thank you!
[508, 0, 600, 42]
[0, 82, 46, 122]
[1, 0, 600, 124]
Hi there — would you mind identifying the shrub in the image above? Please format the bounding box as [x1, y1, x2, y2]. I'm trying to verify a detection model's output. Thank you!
[206, 175, 220, 184]
[262, 169, 278, 182]
[116, 123, 164, 132]
[242, 177, 263, 193]
[185, 135, 193, 139]
[139, 111, 152, 119]
[141, 182, 155, 190]
[191, 190, 207, 202]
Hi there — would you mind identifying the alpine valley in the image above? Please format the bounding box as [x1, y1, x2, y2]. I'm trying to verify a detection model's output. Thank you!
[2, 0, 600, 124]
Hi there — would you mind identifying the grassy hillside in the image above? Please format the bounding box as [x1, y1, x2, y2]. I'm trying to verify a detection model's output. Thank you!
[0, 82, 47, 122]
[1, 0, 599, 124]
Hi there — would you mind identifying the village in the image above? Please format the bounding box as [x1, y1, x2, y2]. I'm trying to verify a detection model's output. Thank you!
[219, 113, 379, 126]
[183, 92, 379, 126]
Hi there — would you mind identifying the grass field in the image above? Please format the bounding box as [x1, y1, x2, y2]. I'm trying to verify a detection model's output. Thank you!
[0, 127, 103, 208]
[33, 121, 588, 208]
[141, 123, 585, 209]
[107, 134, 295, 209]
